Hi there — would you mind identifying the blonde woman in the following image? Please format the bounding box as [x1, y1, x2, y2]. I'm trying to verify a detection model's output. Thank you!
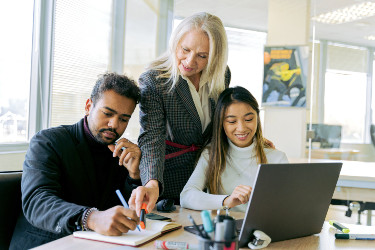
[129, 12, 231, 214]
[180, 86, 288, 212]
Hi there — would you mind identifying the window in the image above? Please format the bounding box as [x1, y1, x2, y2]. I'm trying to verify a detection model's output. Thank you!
[123, 0, 159, 142]
[226, 27, 267, 102]
[324, 44, 368, 143]
[50, 0, 112, 128]
[0, 1, 34, 143]
[372, 51, 375, 125]
[324, 70, 367, 143]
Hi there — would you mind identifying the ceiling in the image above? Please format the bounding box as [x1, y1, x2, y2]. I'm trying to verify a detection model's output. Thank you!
[174, 0, 375, 48]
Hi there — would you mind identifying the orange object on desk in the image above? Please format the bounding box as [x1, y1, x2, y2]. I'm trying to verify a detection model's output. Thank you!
[140, 203, 148, 229]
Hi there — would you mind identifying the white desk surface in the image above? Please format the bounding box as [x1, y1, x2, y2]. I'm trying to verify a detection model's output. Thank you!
[33, 160, 375, 249]
[290, 158, 375, 188]
[33, 207, 375, 250]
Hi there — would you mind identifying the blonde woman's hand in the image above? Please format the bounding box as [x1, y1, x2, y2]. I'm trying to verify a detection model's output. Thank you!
[129, 180, 159, 216]
[223, 185, 252, 208]
[264, 138, 275, 149]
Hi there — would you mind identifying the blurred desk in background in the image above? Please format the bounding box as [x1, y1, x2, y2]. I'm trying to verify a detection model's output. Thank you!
[291, 158, 375, 199]
[291, 158, 375, 225]
[306, 148, 360, 161]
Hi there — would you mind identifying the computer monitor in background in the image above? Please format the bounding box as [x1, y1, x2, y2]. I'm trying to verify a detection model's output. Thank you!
[306, 124, 342, 148]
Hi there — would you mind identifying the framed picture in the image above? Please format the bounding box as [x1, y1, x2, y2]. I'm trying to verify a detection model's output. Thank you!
[262, 46, 309, 107]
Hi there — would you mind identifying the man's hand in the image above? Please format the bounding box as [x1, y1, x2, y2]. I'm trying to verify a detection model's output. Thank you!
[87, 206, 139, 236]
[108, 138, 141, 179]
[223, 185, 252, 209]
[129, 180, 159, 216]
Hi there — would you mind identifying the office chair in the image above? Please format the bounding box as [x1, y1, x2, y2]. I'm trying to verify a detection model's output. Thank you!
[0, 171, 22, 249]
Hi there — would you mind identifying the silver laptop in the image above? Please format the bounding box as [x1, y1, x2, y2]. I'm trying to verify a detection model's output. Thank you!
[238, 162, 342, 247]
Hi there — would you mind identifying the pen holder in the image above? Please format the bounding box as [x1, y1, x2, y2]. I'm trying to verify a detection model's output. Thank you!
[198, 236, 239, 250]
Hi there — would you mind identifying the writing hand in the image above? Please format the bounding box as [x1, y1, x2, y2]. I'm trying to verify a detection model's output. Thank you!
[129, 180, 159, 216]
[87, 206, 139, 236]
[223, 185, 252, 208]
[108, 138, 141, 179]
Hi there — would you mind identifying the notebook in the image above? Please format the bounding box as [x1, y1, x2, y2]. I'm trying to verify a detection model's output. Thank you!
[238, 162, 342, 247]
[73, 219, 182, 247]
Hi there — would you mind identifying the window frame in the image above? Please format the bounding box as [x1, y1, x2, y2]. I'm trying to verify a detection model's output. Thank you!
[0, 0, 174, 153]
[317, 41, 374, 144]
[0, 0, 54, 153]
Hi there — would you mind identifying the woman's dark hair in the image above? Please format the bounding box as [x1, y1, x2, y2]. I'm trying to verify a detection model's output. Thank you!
[206, 86, 270, 194]
[91, 72, 140, 105]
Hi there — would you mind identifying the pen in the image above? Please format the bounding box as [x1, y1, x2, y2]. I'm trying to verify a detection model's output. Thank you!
[188, 214, 208, 239]
[115, 189, 141, 232]
[140, 203, 148, 229]
[329, 220, 350, 233]
[335, 233, 375, 240]
[201, 210, 214, 239]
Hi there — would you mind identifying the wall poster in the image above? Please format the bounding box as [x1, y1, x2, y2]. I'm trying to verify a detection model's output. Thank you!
[262, 46, 309, 107]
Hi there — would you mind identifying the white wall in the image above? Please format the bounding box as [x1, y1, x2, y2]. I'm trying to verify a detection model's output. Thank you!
[261, 107, 306, 158]
[0, 152, 25, 171]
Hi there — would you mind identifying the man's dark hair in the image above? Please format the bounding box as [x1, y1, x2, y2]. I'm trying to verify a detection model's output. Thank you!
[91, 72, 141, 105]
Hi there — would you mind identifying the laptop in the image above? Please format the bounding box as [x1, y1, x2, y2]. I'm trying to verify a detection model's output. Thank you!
[184, 162, 342, 248]
[238, 162, 342, 247]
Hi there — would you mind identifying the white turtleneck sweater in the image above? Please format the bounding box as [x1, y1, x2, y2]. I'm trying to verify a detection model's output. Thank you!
[180, 139, 289, 212]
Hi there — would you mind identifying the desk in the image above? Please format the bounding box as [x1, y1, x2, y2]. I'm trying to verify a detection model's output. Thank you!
[291, 158, 375, 225]
[34, 207, 375, 250]
[290, 158, 375, 201]
[306, 148, 360, 161]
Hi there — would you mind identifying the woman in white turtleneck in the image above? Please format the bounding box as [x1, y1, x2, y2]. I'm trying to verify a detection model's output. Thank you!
[180, 86, 288, 212]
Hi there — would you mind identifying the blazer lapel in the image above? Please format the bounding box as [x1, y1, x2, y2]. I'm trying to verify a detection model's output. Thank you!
[175, 78, 202, 132]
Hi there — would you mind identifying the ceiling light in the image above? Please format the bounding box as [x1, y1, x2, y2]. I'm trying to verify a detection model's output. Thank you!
[364, 35, 375, 40]
[312, 2, 375, 24]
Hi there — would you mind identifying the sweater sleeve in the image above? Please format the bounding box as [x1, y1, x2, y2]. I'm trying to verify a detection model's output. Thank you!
[180, 150, 228, 210]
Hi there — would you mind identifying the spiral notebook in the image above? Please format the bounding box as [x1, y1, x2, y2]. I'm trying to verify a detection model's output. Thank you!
[73, 219, 181, 247]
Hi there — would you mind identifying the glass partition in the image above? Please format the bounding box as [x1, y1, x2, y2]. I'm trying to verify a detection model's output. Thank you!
[175, 0, 375, 225]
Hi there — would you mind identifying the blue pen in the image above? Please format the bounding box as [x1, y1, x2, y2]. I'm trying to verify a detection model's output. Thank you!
[115, 189, 141, 232]
[201, 210, 214, 239]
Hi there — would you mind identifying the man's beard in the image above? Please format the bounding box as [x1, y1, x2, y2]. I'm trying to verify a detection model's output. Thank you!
[95, 128, 119, 145]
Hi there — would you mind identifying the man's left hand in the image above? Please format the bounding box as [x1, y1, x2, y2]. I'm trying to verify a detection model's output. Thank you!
[108, 138, 141, 179]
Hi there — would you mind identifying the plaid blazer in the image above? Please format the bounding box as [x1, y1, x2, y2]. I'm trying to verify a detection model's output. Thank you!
[138, 68, 231, 201]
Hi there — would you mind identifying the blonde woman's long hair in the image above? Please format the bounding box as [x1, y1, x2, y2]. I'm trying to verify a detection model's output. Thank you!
[206, 86, 271, 194]
[148, 12, 228, 100]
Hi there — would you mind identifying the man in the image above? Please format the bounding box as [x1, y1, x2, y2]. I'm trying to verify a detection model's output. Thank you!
[10, 73, 142, 249]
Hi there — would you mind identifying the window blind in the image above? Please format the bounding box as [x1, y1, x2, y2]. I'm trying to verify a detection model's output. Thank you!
[51, 0, 112, 127]
[327, 44, 367, 73]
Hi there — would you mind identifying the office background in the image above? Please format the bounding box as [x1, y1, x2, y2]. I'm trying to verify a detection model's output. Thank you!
[1, 0, 375, 169]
